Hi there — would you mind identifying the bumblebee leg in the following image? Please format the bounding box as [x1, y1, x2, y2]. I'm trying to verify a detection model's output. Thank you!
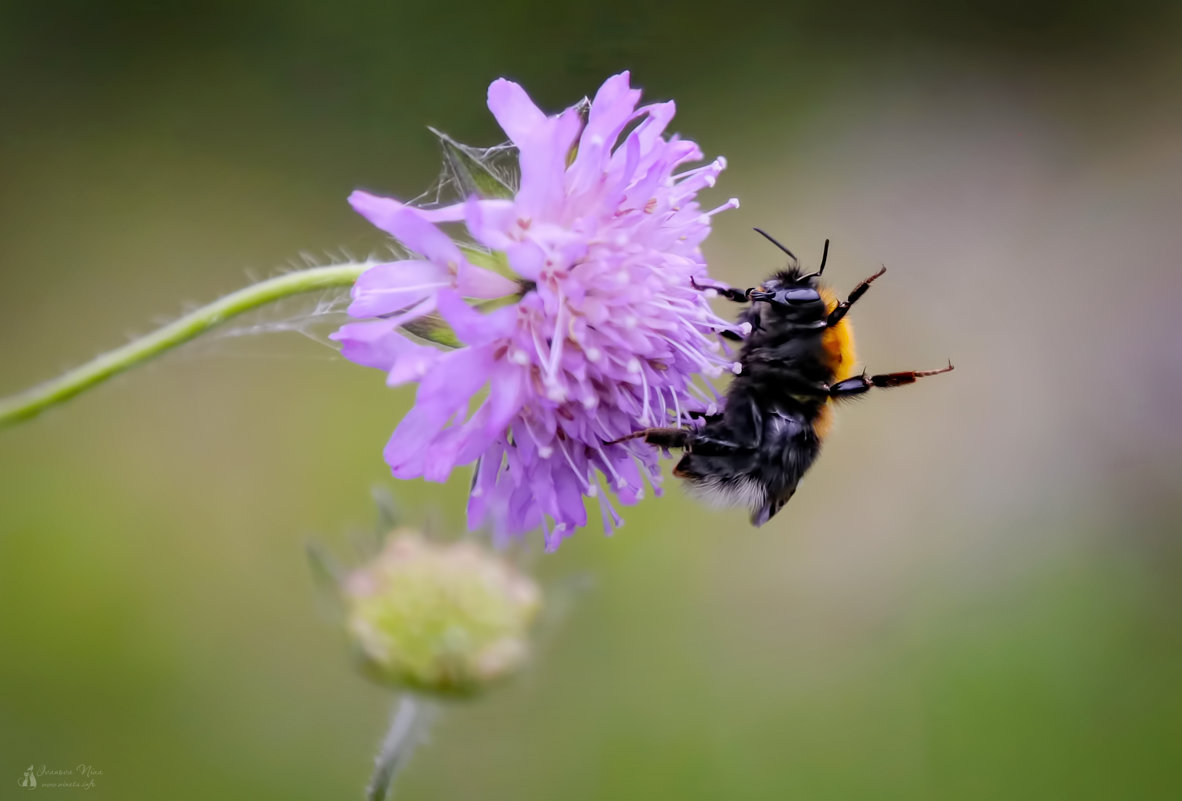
[691, 276, 751, 304]
[827, 266, 887, 327]
[607, 427, 750, 457]
[829, 360, 955, 397]
[605, 427, 692, 449]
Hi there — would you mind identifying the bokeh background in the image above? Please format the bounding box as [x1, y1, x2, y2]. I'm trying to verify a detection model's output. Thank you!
[2, 1, 1181, 799]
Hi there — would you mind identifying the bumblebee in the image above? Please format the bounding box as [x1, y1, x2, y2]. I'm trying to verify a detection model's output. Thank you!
[612, 229, 953, 526]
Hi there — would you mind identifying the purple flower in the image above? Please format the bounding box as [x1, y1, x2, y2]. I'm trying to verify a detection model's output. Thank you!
[332, 72, 740, 549]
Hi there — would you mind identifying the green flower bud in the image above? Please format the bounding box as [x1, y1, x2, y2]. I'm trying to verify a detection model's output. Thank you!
[344, 531, 541, 697]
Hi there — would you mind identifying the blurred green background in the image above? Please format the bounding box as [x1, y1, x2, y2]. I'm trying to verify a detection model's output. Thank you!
[2, 1, 1181, 799]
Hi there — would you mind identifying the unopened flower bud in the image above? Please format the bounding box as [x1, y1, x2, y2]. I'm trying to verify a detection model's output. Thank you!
[343, 530, 540, 696]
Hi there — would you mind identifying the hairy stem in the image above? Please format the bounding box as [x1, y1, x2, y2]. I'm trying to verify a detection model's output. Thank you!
[367, 694, 434, 801]
[0, 263, 370, 427]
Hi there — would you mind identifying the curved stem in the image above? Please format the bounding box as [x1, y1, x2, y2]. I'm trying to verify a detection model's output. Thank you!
[0, 263, 370, 427]
[367, 694, 434, 801]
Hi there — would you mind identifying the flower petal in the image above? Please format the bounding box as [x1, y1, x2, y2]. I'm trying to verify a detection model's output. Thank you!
[349, 191, 466, 266]
[464, 197, 518, 251]
[435, 289, 518, 346]
[486, 79, 548, 144]
[347, 260, 449, 317]
[487, 79, 580, 219]
[457, 264, 518, 299]
[329, 320, 403, 371]
[384, 346, 493, 477]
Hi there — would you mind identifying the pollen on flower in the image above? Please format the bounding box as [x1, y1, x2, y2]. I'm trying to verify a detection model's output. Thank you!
[331, 71, 737, 547]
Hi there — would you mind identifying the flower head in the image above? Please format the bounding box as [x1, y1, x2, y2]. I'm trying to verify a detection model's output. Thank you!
[344, 531, 541, 696]
[332, 72, 739, 548]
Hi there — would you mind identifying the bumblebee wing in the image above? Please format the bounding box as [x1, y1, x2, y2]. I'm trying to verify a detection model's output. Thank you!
[750, 487, 795, 527]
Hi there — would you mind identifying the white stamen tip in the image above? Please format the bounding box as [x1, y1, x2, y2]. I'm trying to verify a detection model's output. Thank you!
[731, 361, 743, 374]
[510, 349, 529, 365]
[587, 485, 599, 497]
[706, 404, 718, 416]
[635, 489, 645, 500]
[585, 347, 602, 362]
[716, 157, 727, 169]
[738, 322, 753, 336]
[626, 358, 642, 373]
[539, 446, 554, 458]
[582, 396, 598, 409]
[705, 365, 723, 377]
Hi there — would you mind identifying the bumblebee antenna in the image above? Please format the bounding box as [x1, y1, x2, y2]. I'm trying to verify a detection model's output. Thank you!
[752, 228, 797, 262]
[797, 238, 831, 282]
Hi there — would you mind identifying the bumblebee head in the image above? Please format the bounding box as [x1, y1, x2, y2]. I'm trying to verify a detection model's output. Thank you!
[749, 281, 824, 310]
[750, 231, 830, 318]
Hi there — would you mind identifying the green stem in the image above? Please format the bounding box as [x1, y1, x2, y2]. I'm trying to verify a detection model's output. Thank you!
[366, 694, 434, 801]
[0, 263, 370, 427]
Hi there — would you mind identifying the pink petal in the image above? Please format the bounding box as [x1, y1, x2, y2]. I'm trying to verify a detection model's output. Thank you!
[349, 191, 465, 266]
[568, 72, 641, 191]
[457, 264, 518, 299]
[505, 239, 546, 280]
[386, 340, 443, 387]
[464, 197, 517, 251]
[436, 289, 518, 345]
[346, 260, 449, 317]
[329, 320, 403, 370]
[487, 79, 580, 219]
[384, 346, 493, 477]
[331, 317, 444, 383]
[486, 79, 548, 144]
